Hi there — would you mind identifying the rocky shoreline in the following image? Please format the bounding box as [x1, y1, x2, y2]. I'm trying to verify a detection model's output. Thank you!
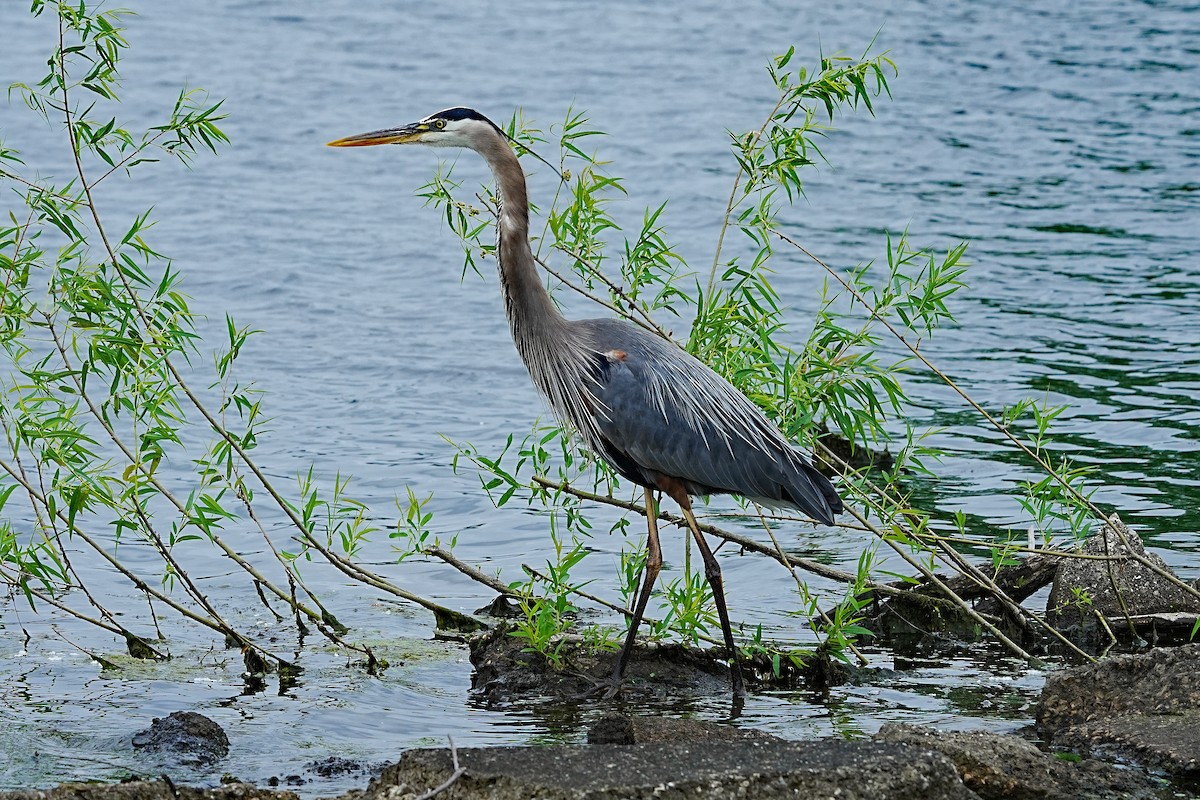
[5, 644, 1199, 799]
[0, 718, 1188, 800]
[7, 519, 1200, 800]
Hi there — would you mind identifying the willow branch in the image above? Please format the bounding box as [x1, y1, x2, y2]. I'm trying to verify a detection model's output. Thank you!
[0, 458, 287, 666]
[774, 230, 1105, 521]
[531, 474, 919, 598]
[53, 20, 456, 631]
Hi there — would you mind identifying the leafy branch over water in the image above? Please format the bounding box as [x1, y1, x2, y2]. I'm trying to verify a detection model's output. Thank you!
[413, 43, 1181, 667]
[0, 1, 478, 680]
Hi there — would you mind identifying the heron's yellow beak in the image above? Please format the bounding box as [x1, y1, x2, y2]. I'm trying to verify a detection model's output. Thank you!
[326, 123, 426, 148]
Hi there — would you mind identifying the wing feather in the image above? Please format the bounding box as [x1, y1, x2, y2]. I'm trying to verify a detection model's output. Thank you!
[577, 319, 841, 525]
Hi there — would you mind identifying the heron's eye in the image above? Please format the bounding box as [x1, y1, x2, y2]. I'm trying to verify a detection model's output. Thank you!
[433, 119, 446, 130]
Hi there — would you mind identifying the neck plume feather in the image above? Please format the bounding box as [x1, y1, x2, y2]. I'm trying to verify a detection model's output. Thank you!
[474, 127, 605, 446]
[475, 131, 564, 339]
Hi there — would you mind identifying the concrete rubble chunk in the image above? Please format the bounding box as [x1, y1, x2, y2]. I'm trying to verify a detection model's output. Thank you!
[1036, 643, 1200, 730]
[1037, 643, 1200, 776]
[875, 723, 1173, 800]
[359, 740, 980, 800]
[1053, 711, 1200, 778]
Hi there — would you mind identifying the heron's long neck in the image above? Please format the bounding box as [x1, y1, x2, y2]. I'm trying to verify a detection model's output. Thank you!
[477, 133, 567, 348]
[476, 129, 602, 447]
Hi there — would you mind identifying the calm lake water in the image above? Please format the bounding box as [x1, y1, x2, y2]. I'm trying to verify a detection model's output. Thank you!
[1, 0, 1198, 794]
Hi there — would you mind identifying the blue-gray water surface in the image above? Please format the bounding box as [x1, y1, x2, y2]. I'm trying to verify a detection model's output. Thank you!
[1, 0, 1198, 795]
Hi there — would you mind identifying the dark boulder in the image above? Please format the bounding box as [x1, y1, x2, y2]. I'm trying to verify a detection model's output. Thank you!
[131, 711, 229, 766]
[468, 626, 734, 705]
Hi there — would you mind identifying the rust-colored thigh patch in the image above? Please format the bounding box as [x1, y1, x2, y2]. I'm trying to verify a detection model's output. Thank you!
[653, 475, 692, 510]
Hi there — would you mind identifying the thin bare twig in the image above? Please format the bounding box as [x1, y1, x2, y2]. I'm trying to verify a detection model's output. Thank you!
[415, 736, 466, 800]
[426, 546, 518, 598]
[546, 245, 674, 340]
[0, 168, 80, 203]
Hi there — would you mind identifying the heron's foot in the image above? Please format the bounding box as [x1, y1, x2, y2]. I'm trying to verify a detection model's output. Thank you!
[566, 669, 626, 701]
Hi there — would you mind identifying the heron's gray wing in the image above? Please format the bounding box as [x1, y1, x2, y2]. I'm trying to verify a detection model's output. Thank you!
[583, 321, 840, 525]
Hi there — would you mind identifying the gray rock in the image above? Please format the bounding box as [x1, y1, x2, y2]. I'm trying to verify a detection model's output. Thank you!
[131, 711, 230, 766]
[1054, 712, 1200, 778]
[1046, 516, 1200, 637]
[363, 741, 980, 800]
[586, 713, 780, 745]
[1036, 643, 1200, 731]
[875, 723, 1171, 799]
[0, 781, 293, 800]
[1037, 643, 1200, 776]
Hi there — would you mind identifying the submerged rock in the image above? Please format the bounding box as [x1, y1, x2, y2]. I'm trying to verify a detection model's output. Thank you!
[131, 711, 230, 766]
[468, 625, 843, 706]
[865, 588, 985, 651]
[262, 755, 381, 788]
[876, 723, 1171, 800]
[1036, 643, 1200, 776]
[1046, 515, 1200, 645]
[305, 756, 373, 778]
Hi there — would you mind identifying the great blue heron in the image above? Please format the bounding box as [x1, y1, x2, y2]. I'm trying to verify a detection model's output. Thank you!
[328, 107, 843, 697]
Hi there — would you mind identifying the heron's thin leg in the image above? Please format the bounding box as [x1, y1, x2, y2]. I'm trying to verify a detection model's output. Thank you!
[680, 502, 746, 697]
[611, 487, 663, 687]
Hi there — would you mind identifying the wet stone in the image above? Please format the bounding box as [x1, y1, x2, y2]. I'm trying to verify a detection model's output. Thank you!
[866, 589, 985, 649]
[1036, 643, 1200, 776]
[305, 756, 373, 778]
[586, 713, 781, 745]
[1036, 643, 1200, 730]
[361, 740, 978, 800]
[130, 711, 230, 766]
[0, 780, 294, 800]
[875, 723, 1172, 800]
[468, 625, 841, 706]
[1054, 712, 1200, 778]
[468, 626, 734, 706]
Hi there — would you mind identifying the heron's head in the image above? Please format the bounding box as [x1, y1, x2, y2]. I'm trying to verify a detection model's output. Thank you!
[326, 107, 500, 150]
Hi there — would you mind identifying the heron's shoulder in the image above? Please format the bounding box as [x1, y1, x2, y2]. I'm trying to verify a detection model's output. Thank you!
[572, 317, 680, 358]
